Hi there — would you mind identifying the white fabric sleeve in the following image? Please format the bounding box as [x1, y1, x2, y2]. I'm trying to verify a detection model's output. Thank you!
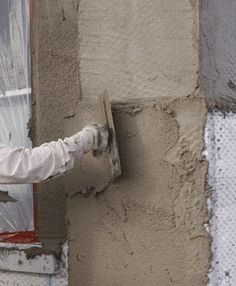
[0, 129, 95, 184]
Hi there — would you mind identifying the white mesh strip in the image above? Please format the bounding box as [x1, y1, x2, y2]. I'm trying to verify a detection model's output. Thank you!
[206, 111, 236, 285]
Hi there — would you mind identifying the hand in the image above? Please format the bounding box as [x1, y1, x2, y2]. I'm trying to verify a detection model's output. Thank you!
[82, 123, 109, 156]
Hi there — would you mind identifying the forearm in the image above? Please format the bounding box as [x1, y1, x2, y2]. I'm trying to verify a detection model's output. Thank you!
[0, 129, 94, 184]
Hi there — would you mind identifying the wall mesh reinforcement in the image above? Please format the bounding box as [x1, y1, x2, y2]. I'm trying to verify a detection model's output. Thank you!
[206, 111, 236, 285]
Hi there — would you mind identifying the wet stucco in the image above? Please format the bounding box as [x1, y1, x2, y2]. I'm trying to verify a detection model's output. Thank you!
[32, 0, 211, 285]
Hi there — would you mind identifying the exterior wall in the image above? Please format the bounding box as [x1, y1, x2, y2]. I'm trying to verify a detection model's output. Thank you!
[200, 1, 236, 284]
[200, 0, 236, 105]
[32, 0, 80, 251]
[33, 0, 210, 285]
[78, 0, 199, 102]
[65, 97, 210, 286]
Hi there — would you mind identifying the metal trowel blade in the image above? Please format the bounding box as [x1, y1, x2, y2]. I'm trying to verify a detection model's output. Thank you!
[100, 93, 121, 179]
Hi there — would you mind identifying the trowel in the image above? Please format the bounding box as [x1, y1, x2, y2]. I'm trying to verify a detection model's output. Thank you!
[65, 92, 121, 198]
[100, 93, 121, 180]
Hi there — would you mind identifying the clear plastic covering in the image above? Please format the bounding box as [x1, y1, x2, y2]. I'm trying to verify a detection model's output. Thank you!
[0, 0, 34, 234]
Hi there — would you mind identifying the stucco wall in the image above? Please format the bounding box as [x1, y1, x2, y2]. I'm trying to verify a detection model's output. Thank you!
[200, 0, 236, 105]
[78, 0, 199, 102]
[32, 0, 80, 252]
[65, 97, 210, 286]
[32, 0, 210, 285]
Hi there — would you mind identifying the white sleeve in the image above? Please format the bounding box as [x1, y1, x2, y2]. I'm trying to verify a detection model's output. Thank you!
[0, 129, 94, 184]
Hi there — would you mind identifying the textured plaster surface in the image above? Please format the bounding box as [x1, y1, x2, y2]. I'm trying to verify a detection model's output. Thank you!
[65, 96, 210, 286]
[200, 0, 236, 104]
[33, 0, 211, 285]
[32, 0, 80, 251]
[78, 0, 199, 102]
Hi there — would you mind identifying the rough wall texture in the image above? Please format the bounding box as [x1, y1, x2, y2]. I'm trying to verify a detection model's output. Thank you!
[65, 97, 210, 286]
[200, 0, 236, 104]
[33, 0, 211, 285]
[78, 0, 199, 102]
[32, 0, 80, 251]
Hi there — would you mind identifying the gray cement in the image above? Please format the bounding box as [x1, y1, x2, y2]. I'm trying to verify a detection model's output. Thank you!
[78, 0, 199, 102]
[200, 0, 236, 104]
[32, 0, 80, 252]
[32, 0, 211, 285]
[65, 97, 210, 286]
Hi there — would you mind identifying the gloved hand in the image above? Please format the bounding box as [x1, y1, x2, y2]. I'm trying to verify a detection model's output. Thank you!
[72, 123, 109, 157]
[83, 123, 109, 156]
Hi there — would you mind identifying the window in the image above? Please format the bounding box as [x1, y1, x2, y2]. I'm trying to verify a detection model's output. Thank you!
[0, 2, 67, 283]
[0, 0, 37, 243]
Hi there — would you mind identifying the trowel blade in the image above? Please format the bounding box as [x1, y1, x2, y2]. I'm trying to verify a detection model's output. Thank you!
[100, 93, 121, 179]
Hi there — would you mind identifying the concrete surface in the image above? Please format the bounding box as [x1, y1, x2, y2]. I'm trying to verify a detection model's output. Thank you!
[78, 0, 199, 102]
[32, 0, 211, 285]
[200, 0, 236, 104]
[31, 0, 80, 252]
[65, 96, 210, 286]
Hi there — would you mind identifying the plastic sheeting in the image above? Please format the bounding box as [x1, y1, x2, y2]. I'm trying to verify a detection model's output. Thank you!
[206, 112, 236, 285]
[0, 0, 34, 233]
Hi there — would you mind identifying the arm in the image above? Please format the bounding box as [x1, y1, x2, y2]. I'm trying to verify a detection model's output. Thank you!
[0, 124, 108, 184]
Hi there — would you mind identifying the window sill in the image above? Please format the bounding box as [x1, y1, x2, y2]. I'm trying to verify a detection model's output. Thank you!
[0, 242, 59, 275]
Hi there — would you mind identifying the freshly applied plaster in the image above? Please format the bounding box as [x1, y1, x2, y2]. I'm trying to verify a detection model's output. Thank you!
[65, 96, 210, 286]
[32, 1, 211, 285]
[78, 0, 199, 102]
[31, 0, 80, 251]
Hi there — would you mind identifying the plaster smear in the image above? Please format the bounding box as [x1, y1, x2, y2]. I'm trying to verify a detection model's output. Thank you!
[78, 0, 199, 102]
[65, 96, 210, 286]
[32, 0, 200, 255]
